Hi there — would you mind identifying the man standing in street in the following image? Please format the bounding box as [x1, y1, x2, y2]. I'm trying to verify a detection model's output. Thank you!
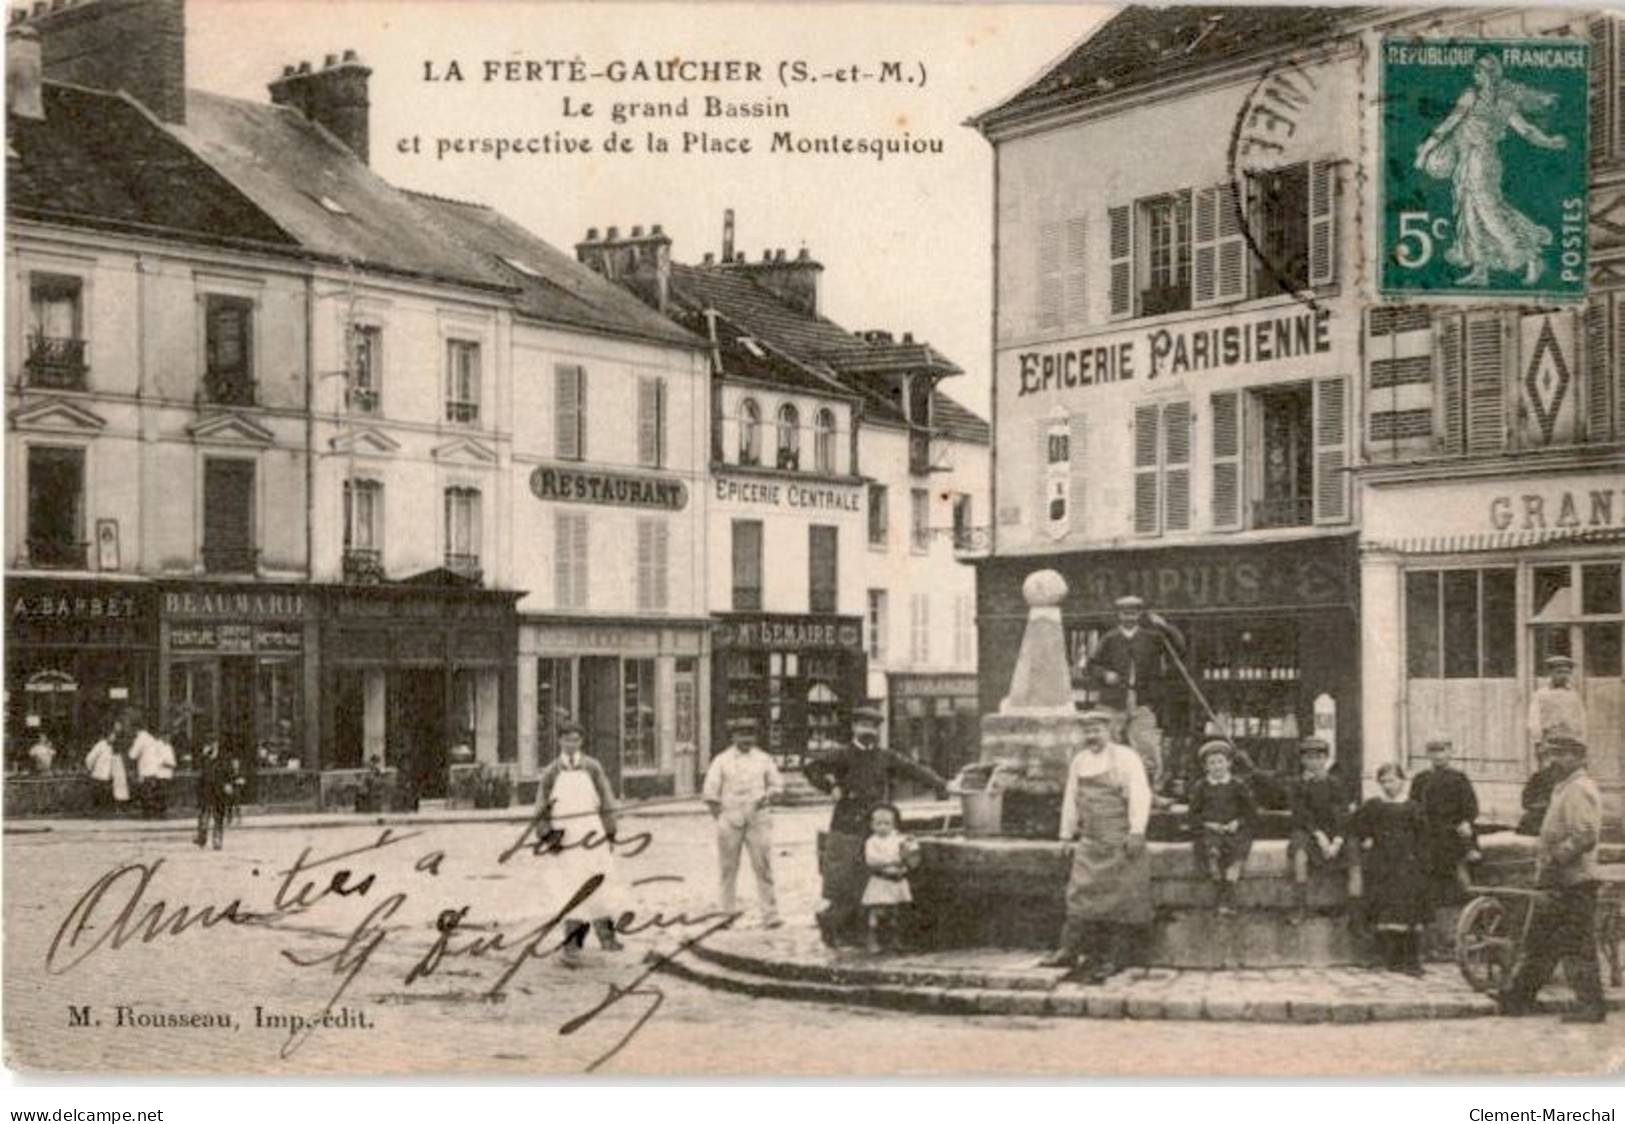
[1496, 734, 1606, 1023]
[1084, 595, 1185, 786]
[126, 709, 175, 820]
[1528, 654, 1587, 747]
[804, 704, 949, 947]
[702, 715, 784, 929]
[534, 719, 624, 968]
[1041, 708, 1153, 983]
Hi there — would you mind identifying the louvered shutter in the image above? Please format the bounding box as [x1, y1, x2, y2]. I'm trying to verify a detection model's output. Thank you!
[636, 519, 653, 610]
[1064, 216, 1089, 325]
[554, 512, 574, 608]
[1067, 413, 1088, 537]
[1037, 220, 1062, 329]
[1591, 17, 1614, 165]
[1465, 312, 1507, 453]
[204, 459, 255, 558]
[1436, 311, 1466, 453]
[1308, 159, 1336, 288]
[1163, 401, 1192, 531]
[1108, 204, 1133, 320]
[1211, 390, 1242, 530]
[572, 513, 589, 608]
[556, 363, 583, 460]
[1313, 376, 1351, 525]
[637, 377, 659, 466]
[1585, 297, 1614, 441]
[1215, 181, 1248, 303]
[654, 519, 669, 610]
[1615, 292, 1625, 438]
[1133, 403, 1161, 535]
[1193, 187, 1218, 306]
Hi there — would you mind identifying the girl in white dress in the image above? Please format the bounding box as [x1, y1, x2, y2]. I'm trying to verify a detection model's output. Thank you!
[861, 804, 918, 953]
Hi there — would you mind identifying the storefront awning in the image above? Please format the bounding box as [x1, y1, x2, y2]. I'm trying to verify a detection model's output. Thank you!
[1365, 526, 1625, 555]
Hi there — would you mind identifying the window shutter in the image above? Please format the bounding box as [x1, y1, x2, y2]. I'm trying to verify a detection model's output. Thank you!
[1108, 204, 1133, 320]
[1133, 403, 1161, 535]
[637, 377, 659, 466]
[1436, 310, 1466, 453]
[554, 513, 572, 607]
[1615, 293, 1625, 438]
[1465, 311, 1508, 453]
[572, 513, 589, 608]
[1193, 187, 1218, 306]
[1211, 390, 1242, 530]
[1037, 220, 1062, 330]
[636, 520, 653, 610]
[1590, 17, 1615, 165]
[1585, 297, 1615, 441]
[1162, 401, 1191, 531]
[654, 519, 669, 610]
[1214, 181, 1248, 303]
[556, 364, 583, 460]
[1067, 413, 1088, 537]
[656, 378, 667, 466]
[1063, 216, 1089, 325]
[1308, 159, 1336, 288]
[1313, 376, 1351, 525]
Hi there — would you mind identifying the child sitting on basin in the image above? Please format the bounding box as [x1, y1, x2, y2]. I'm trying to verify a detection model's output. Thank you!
[1285, 737, 1363, 926]
[862, 803, 920, 953]
[1188, 740, 1257, 916]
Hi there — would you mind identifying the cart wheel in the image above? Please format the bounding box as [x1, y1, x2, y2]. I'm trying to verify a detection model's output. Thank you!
[1456, 895, 1515, 994]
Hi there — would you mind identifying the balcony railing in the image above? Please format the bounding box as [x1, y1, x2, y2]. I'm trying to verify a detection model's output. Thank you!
[346, 385, 379, 415]
[445, 400, 479, 424]
[203, 544, 259, 574]
[1252, 496, 1313, 529]
[444, 552, 482, 582]
[25, 335, 88, 389]
[201, 372, 256, 407]
[342, 547, 384, 583]
[26, 537, 88, 569]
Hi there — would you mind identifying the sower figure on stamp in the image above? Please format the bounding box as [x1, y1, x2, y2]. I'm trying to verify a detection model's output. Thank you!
[534, 719, 625, 968]
[702, 714, 784, 929]
[1041, 708, 1153, 984]
[1083, 595, 1185, 788]
[1496, 734, 1607, 1023]
[803, 704, 949, 948]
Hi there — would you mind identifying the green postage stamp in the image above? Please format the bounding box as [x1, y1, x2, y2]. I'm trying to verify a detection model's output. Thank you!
[1381, 38, 1589, 300]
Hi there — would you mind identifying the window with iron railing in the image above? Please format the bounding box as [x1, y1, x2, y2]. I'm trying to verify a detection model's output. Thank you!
[343, 478, 384, 582]
[445, 339, 480, 424]
[27, 273, 87, 390]
[204, 295, 255, 406]
[203, 458, 256, 574]
[444, 486, 481, 578]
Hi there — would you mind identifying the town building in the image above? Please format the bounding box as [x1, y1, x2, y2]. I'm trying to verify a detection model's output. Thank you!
[972, 5, 1625, 821]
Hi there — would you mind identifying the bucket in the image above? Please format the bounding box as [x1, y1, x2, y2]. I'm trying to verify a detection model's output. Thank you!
[960, 789, 1003, 836]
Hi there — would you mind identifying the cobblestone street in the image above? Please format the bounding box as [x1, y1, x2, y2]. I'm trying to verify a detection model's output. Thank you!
[4, 806, 1621, 1077]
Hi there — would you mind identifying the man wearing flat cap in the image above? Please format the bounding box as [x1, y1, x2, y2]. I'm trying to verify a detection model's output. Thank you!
[1083, 595, 1185, 785]
[534, 719, 624, 967]
[1497, 734, 1607, 1023]
[702, 715, 784, 928]
[1528, 654, 1587, 748]
[804, 703, 949, 946]
[1041, 707, 1153, 982]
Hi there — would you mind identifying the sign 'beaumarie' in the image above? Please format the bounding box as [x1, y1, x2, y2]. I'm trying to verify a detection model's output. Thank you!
[1016, 307, 1332, 397]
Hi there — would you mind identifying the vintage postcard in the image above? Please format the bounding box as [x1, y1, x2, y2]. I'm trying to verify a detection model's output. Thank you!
[4, 0, 1623, 1079]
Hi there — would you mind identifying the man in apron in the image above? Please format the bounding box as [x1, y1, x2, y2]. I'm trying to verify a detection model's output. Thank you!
[534, 719, 624, 968]
[1040, 708, 1153, 983]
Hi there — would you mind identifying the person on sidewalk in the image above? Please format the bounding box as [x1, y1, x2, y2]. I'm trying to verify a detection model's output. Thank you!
[1285, 737, 1362, 925]
[1188, 741, 1256, 917]
[1410, 738, 1481, 916]
[1497, 734, 1607, 1023]
[702, 715, 783, 929]
[126, 710, 175, 820]
[804, 704, 949, 947]
[1354, 763, 1429, 976]
[84, 714, 130, 816]
[534, 719, 624, 968]
[1528, 654, 1586, 748]
[1083, 594, 1185, 787]
[194, 740, 236, 850]
[1040, 708, 1152, 984]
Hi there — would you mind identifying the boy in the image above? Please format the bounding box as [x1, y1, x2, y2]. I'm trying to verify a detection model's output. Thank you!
[1188, 740, 1256, 916]
[1285, 737, 1362, 925]
[1410, 738, 1480, 911]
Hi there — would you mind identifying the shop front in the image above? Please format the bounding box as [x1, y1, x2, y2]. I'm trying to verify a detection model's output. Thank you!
[887, 673, 979, 779]
[712, 612, 867, 769]
[521, 617, 710, 799]
[319, 579, 520, 804]
[975, 535, 1361, 796]
[158, 581, 318, 806]
[1363, 469, 1625, 824]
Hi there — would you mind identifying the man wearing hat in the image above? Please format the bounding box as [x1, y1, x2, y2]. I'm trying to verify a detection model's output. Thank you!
[702, 715, 784, 928]
[1497, 734, 1606, 1022]
[1528, 654, 1587, 748]
[1410, 737, 1481, 912]
[534, 719, 624, 967]
[1083, 595, 1185, 784]
[804, 704, 950, 946]
[1285, 737, 1361, 925]
[1041, 707, 1153, 982]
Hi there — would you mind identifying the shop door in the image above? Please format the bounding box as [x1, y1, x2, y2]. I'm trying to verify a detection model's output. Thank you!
[393, 668, 447, 799]
[580, 656, 622, 789]
[219, 657, 256, 801]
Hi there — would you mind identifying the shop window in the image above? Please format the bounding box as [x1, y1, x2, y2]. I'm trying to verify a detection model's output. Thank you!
[554, 512, 589, 609]
[555, 363, 586, 460]
[1406, 568, 1517, 679]
[731, 519, 763, 611]
[636, 517, 670, 612]
[738, 398, 761, 466]
[168, 661, 217, 760]
[204, 295, 255, 406]
[911, 488, 930, 553]
[637, 376, 666, 468]
[1585, 623, 1624, 678]
[450, 668, 479, 763]
[256, 659, 302, 769]
[203, 458, 256, 574]
[809, 525, 838, 614]
[445, 339, 480, 424]
[443, 486, 481, 579]
[868, 484, 889, 546]
[776, 403, 800, 470]
[343, 478, 384, 582]
[331, 669, 367, 769]
[347, 324, 381, 414]
[622, 658, 658, 771]
[27, 273, 86, 389]
[26, 445, 85, 569]
[814, 407, 837, 474]
[1582, 562, 1622, 616]
[867, 589, 887, 663]
[1532, 564, 1574, 619]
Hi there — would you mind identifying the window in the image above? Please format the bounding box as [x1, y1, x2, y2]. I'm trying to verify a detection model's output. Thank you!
[1211, 378, 1348, 531]
[868, 484, 889, 546]
[814, 407, 837, 474]
[809, 525, 838, 614]
[537, 657, 576, 761]
[1583, 295, 1625, 444]
[776, 403, 801, 470]
[1405, 569, 1517, 680]
[1590, 15, 1624, 167]
[738, 398, 762, 466]
[347, 325, 381, 414]
[622, 658, 658, 771]
[204, 295, 254, 405]
[635, 517, 670, 611]
[732, 519, 763, 611]
[554, 511, 589, 609]
[1141, 192, 1191, 315]
[26, 446, 84, 568]
[910, 593, 930, 665]
[1250, 164, 1310, 296]
[1254, 386, 1313, 528]
[450, 667, 480, 756]
[445, 339, 480, 424]
[951, 493, 973, 550]
[911, 488, 930, 553]
[203, 458, 256, 573]
[443, 486, 481, 577]
[342, 478, 383, 580]
[637, 377, 667, 468]
[555, 363, 586, 460]
[867, 589, 887, 663]
[27, 273, 86, 389]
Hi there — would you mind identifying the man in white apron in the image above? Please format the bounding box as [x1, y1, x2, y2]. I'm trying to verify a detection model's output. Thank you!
[534, 720, 624, 968]
[1040, 708, 1153, 983]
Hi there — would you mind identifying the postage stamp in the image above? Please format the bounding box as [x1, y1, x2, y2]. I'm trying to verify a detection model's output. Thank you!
[1380, 38, 1590, 300]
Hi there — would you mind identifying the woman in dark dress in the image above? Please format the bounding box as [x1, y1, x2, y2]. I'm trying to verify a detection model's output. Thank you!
[1354, 762, 1429, 975]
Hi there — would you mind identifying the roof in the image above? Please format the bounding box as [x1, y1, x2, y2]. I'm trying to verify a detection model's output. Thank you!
[8, 83, 295, 248]
[407, 192, 703, 349]
[973, 6, 1362, 129]
[932, 391, 991, 445]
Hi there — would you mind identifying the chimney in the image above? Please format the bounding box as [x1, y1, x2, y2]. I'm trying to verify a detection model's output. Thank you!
[7, 24, 44, 120]
[27, 0, 185, 124]
[575, 224, 672, 315]
[722, 208, 735, 263]
[738, 243, 823, 316]
[269, 48, 372, 163]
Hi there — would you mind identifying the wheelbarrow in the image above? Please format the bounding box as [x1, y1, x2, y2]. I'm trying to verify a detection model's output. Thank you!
[1454, 880, 1624, 994]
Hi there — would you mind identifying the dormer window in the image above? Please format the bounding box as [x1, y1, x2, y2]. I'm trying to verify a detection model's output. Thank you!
[738, 398, 762, 466]
[777, 403, 801, 470]
[814, 407, 837, 474]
